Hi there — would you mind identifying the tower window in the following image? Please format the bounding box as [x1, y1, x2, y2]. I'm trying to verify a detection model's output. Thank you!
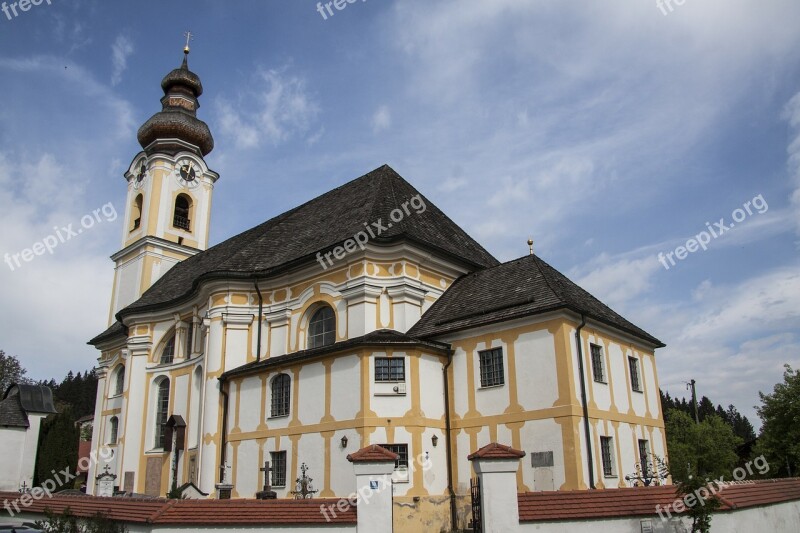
[131, 194, 143, 232]
[154, 379, 170, 449]
[308, 306, 335, 348]
[114, 366, 125, 396]
[186, 322, 194, 358]
[173, 195, 191, 231]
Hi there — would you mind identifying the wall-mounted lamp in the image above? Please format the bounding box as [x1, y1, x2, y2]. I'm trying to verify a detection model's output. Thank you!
[431, 434, 438, 447]
[341, 435, 348, 448]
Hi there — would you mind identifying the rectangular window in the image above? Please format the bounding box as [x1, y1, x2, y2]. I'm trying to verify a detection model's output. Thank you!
[186, 323, 194, 358]
[638, 439, 650, 477]
[629, 356, 642, 392]
[270, 451, 287, 487]
[380, 444, 409, 471]
[478, 348, 504, 388]
[375, 357, 405, 382]
[590, 343, 605, 383]
[600, 436, 615, 477]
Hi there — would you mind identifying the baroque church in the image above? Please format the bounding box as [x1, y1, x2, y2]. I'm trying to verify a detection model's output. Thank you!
[87, 47, 667, 531]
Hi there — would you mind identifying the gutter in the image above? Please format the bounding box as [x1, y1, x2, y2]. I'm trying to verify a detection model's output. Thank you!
[442, 348, 457, 529]
[218, 377, 229, 484]
[254, 281, 263, 362]
[575, 314, 595, 489]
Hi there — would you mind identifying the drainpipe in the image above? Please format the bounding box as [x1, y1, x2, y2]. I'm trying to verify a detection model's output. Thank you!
[218, 377, 229, 484]
[575, 314, 595, 489]
[443, 349, 458, 530]
[254, 281, 263, 362]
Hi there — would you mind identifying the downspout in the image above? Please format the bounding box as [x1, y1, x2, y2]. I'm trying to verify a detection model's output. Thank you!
[218, 377, 229, 484]
[254, 281, 263, 362]
[443, 349, 458, 530]
[575, 314, 595, 489]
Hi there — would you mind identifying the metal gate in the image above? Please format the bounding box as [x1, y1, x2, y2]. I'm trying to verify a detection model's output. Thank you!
[470, 477, 482, 533]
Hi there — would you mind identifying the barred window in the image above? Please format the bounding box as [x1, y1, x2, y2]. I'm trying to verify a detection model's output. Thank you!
[375, 357, 405, 382]
[154, 379, 170, 449]
[270, 451, 287, 487]
[638, 439, 650, 477]
[270, 374, 291, 418]
[600, 436, 615, 477]
[380, 444, 409, 470]
[590, 343, 605, 383]
[160, 335, 175, 365]
[308, 306, 335, 348]
[478, 348, 504, 388]
[109, 416, 119, 444]
[629, 356, 642, 392]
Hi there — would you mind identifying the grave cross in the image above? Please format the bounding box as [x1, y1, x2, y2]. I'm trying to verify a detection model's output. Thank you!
[260, 460, 273, 493]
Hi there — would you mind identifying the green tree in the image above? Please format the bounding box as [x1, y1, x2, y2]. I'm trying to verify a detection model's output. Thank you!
[34, 407, 80, 489]
[665, 409, 741, 482]
[756, 365, 800, 477]
[0, 349, 30, 392]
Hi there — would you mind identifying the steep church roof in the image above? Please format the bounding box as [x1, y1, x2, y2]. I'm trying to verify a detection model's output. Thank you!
[112, 165, 498, 323]
[408, 253, 664, 347]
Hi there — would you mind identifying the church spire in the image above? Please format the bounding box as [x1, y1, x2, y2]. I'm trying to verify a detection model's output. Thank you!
[136, 35, 213, 157]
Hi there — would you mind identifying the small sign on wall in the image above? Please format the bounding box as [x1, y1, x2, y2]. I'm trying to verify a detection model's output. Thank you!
[370, 480, 379, 489]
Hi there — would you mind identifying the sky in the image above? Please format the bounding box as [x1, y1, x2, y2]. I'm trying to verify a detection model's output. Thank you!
[0, 0, 799, 429]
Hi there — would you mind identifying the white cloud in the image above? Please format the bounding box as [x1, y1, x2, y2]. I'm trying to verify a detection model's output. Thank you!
[110, 35, 134, 86]
[215, 66, 320, 149]
[783, 90, 800, 237]
[371, 105, 392, 133]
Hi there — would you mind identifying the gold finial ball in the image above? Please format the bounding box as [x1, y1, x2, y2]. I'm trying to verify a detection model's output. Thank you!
[527, 238, 534, 246]
[184, 45, 190, 54]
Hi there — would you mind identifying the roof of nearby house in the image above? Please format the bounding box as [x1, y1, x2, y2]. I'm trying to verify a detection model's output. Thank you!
[517, 478, 800, 522]
[0, 491, 356, 525]
[347, 444, 400, 463]
[468, 442, 526, 460]
[93, 165, 497, 337]
[221, 329, 450, 380]
[0, 384, 57, 427]
[408, 253, 664, 347]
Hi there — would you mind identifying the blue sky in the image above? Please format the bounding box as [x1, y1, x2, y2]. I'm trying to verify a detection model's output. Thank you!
[1, 0, 799, 427]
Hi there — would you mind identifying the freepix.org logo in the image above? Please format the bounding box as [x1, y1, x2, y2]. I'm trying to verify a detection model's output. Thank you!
[1, 0, 53, 22]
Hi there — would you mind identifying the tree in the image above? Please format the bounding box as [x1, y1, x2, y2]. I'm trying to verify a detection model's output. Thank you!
[34, 407, 79, 489]
[665, 409, 741, 482]
[0, 349, 30, 392]
[756, 365, 800, 477]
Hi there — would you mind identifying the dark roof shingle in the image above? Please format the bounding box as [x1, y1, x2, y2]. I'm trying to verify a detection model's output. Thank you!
[409, 254, 663, 347]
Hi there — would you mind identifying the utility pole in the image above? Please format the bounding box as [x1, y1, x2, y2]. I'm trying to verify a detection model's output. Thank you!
[686, 379, 699, 424]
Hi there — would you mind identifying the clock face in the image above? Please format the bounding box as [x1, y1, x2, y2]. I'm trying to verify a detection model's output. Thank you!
[132, 161, 148, 190]
[175, 159, 200, 189]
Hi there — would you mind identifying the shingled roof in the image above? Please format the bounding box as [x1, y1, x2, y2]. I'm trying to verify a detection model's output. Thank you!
[112, 165, 497, 324]
[408, 253, 663, 347]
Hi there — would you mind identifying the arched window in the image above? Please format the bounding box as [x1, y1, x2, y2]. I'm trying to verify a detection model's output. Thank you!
[154, 379, 170, 449]
[160, 334, 175, 365]
[131, 194, 143, 231]
[114, 366, 125, 396]
[270, 374, 291, 418]
[308, 306, 335, 348]
[173, 194, 191, 231]
[109, 416, 119, 444]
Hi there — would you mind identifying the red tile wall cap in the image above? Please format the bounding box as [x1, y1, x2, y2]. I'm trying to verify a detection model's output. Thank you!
[468, 442, 526, 461]
[347, 444, 400, 463]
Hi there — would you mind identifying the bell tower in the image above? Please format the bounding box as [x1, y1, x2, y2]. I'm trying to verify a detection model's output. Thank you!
[109, 43, 218, 322]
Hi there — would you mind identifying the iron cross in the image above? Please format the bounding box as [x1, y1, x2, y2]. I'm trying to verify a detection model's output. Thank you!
[260, 460, 273, 492]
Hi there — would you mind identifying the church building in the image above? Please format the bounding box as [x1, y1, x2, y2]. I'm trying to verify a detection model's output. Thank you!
[87, 47, 667, 531]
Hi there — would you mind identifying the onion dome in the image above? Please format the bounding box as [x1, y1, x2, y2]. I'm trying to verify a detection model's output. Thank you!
[137, 51, 214, 156]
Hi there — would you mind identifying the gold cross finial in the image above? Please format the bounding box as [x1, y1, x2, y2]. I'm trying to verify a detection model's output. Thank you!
[183, 31, 193, 54]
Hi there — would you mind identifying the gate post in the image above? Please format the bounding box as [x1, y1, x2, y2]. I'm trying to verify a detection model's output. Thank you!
[468, 443, 525, 533]
[348, 444, 399, 532]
